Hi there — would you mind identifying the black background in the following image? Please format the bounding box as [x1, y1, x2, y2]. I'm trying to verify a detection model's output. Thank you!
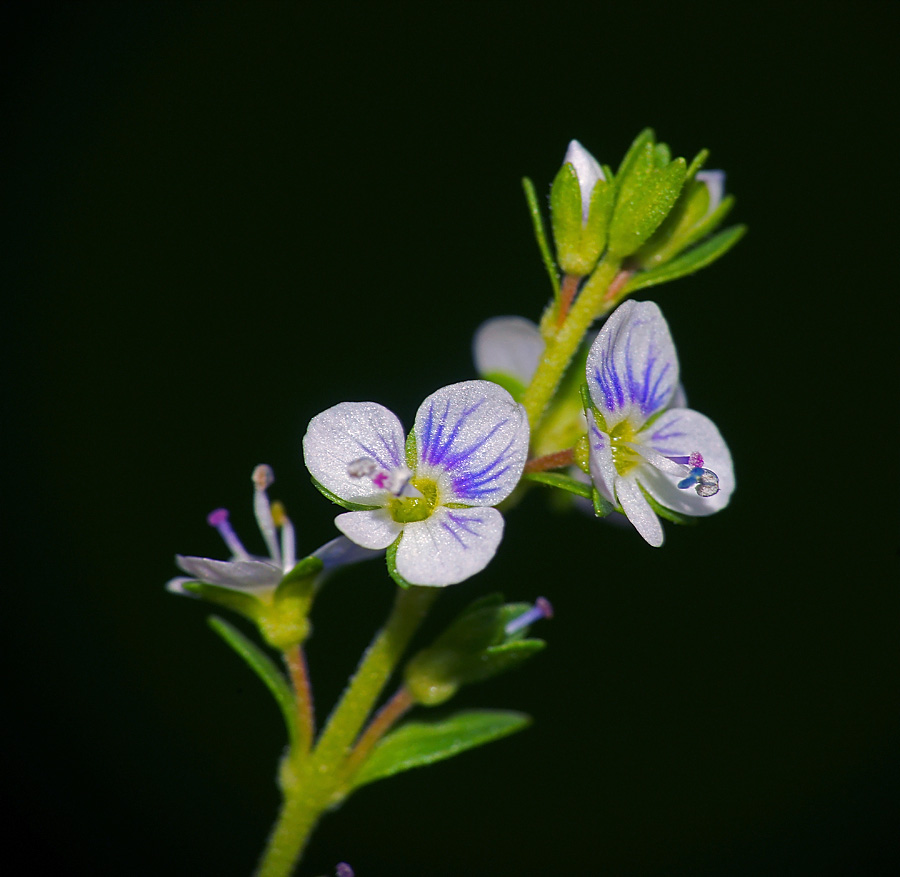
[4, 3, 898, 876]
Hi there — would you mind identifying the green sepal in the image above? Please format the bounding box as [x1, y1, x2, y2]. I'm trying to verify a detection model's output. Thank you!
[350, 709, 531, 790]
[386, 536, 411, 589]
[550, 163, 613, 276]
[207, 615, 298, 747]
[180, 581, 263, 621]
[470, 639, 546, 683]
[482, 371, 527, 403]
[404, 430, 417, 469]
[404, 596, 545, 705]
[521, 176, 561, 300]
[524, 470, 593, 500]
[620, 225, 747, 295]
[309, 476, 379, 512]
[616, 128, 656, 182]
[275, 555, 323, 592]
[608, 152, 687, 257]
[639, 486, 698, 526]
[592, 488, 616, 518]
[685, 148, 709, 180]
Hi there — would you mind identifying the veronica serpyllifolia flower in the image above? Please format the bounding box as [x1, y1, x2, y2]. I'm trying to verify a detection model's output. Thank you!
[302, 381, 529, 587]
[584, 300, 734, 546]
[167, 465, 379, 646]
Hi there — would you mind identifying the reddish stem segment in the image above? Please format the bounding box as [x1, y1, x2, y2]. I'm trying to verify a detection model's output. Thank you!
[284, 645, 315, 752]
[603, 268, 635, 305]
[342, 686, 414, 780]
[556, 273, 581, 325]
[524, 448, 576, 473]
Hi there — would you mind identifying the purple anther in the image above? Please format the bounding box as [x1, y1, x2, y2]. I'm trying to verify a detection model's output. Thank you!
[372, 471, 388, 489]
[335, 864, 354, 877]
[207, 508, 229, 528]
[252, 463, 275, 490]
[688, 451, 704, 469]
[504, 596, 555, 636]
[206, 507, 250, 560]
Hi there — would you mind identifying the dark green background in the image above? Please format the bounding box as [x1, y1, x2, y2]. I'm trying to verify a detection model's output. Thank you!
[5, 3, 897, 875]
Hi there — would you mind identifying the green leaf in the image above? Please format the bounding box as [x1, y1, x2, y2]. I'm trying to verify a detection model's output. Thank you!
[524, 470, 593, 500]
[621, 225, 747, 294]
[521, 176, 561, 300]
[207, 616, 298, 745]
[592, 488, 616, 517]
[180, 581, 262, 620]
[685, 147, 709, 180]
[309, 477, 379, 512]
[351, 709, 531, 789]
[277, 555, 324, 589]
[482, 371, 527, 403]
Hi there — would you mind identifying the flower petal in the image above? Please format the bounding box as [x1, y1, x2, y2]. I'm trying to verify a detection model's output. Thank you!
[394, 506, 504, 586]
[587, 411, 616, 504]
[335, 509, 403, 550]
[696, 170, 725, 214]
[303, 402, 406, 504]
[615, 477, 664, 547]
[586, 300, 678, 429]
[473, 316, 543, 387]
[564, 140, 605, 223]
[414, 380, 529, 506]
[174, 555, 283, 590]
[638, 408, 735, 516]
[312, 535, 385, 569]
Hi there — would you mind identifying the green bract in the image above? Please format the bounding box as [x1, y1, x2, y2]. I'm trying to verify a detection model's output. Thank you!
[403, 593, 547, 706]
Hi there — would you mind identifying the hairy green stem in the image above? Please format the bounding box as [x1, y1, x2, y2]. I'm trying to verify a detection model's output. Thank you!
[254, 585, 437, 877]
[521, 257, 622, 430]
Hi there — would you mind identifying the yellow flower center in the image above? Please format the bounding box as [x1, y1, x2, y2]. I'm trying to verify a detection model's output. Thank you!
[389, 476, 439, 523]
[609, 420, 641, 477]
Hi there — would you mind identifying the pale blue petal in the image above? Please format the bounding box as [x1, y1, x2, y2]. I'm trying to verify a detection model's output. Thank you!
[303, 402, 405, 504]
[638, 408, 735, 516]
[586, 300, 678, 430]
[472, 316, 543, 386]
[587, 411, 616, 504]
[312, 535, 384, 570]
[174, 555, 282, 590]
[415, 380, 529, 506]
[395, 506, 504, 586]
[615, 477, 664, 547]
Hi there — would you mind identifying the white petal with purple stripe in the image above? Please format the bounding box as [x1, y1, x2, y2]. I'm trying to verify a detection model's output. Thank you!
[586, 300, 678, 430]
[414, 380, 529, 506]
[395, 507, 504, 587]
[303, 401, 406, 505]
[638, 408, 734, 516]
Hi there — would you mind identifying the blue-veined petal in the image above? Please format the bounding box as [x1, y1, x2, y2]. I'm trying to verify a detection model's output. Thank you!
[303, 402, 406, 504]
[587, 411, 617, 504]
[415, 380, 529, 506]
[586, 300, 678, 430]
[473, 316, 543, 387]
[614, 477, 664, 547]
[394, 506, 504, 586]
[335, 509, 403, 551]
[637, 408, 735, 516]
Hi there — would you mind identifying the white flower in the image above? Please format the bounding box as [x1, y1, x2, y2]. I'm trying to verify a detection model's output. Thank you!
[564, 140, 606, 225]
[585, 300, 734, 546]
[167, 464, 377, 599]
[472, 315, 542, 392]
[303, 381, 529, 587]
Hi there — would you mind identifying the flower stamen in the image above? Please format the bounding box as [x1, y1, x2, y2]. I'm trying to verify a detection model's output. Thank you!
[252, 464, 282, 566]
[206, 508, 251, 560]
[504, 596, 554, 635]
[347, 457, 421, 498]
